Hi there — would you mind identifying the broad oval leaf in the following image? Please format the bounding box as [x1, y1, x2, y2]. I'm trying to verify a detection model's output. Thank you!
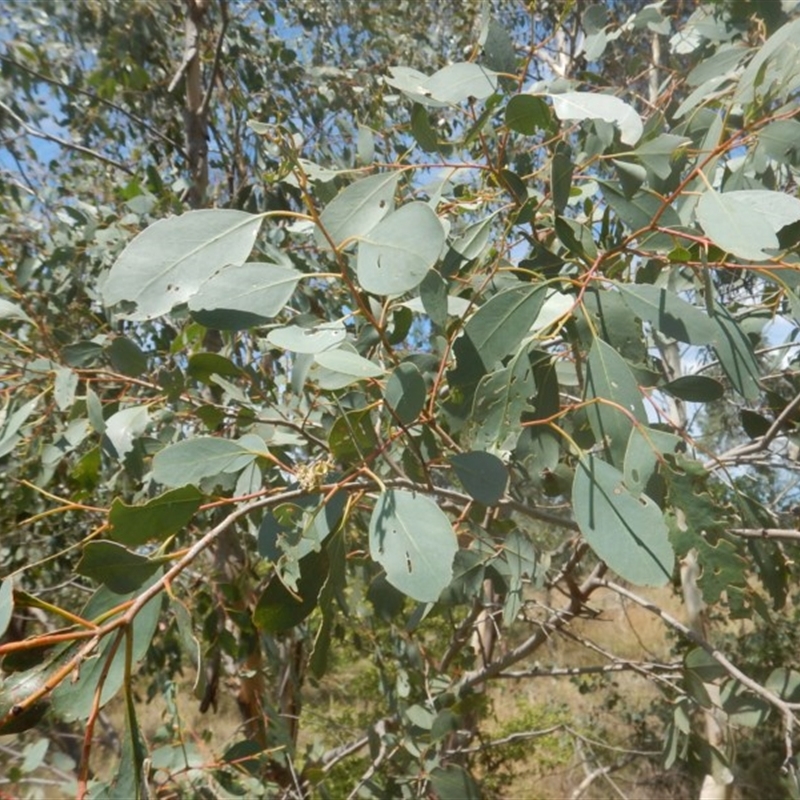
[696, 189, 800, 262]
[187, 262, 301, 329]
[0, 298, 31, 322]
[369, 490, 457, 602]
[357, 202, 445, 295]
[423, 62, 498, 105]
[549, 91, 643, 146]
[573, 455, 674, 586]
[109, 487, 202, 546]
[450, 451, 508, 505]
[102, 210, 263, 320]
[152, 435, 264, 487]
[316, 172, 400, 249]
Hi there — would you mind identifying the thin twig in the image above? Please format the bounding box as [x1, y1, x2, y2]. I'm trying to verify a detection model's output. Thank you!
[728, 527, 800, 542]
[0, 100, 133, 174]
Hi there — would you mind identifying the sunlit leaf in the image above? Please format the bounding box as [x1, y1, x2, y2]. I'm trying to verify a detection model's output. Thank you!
[267, 321, 347, 353]
[357, 202, 445, 295]
[102, 210, 263, 320]
[103, 406, 150, 461]
[549, 91, 643, 145]
[188, 262, 301, 329]
[0, 298, 31, 322]
[463, 283, 548, 372]
[316, 172, 400, 248]
[152, 435, 264, 487]
[696, 189, 800, 261]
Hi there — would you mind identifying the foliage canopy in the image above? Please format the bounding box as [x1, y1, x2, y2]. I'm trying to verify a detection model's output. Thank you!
[1, 1, 800, 797]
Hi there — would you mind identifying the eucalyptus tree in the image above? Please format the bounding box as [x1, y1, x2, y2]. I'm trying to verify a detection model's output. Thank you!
[2, 1, 800, 798]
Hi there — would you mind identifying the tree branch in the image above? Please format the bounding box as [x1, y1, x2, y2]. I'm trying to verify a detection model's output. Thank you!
[0, 100, 134, 175]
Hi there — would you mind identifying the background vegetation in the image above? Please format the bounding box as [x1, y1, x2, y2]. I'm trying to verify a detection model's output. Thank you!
[1, 1, 800, 797]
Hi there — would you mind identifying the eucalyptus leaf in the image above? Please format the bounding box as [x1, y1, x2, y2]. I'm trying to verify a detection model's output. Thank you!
[102, 210, 263, 320]
[316, 172, 400, 249]
[550, 91, 643, 145]
[450, 451, 508, 505]
[152, 436, 264, 487]
[187, 262, 301, 328]
[357, 202, 445, 295]
[573, 455, 674, 586]
[696, 189, 800, 261]
[369, 490, 457, 602]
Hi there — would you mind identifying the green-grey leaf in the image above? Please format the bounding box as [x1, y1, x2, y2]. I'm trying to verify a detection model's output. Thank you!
[584, 339, 647, 467]
[734, 16, 800, 105]
[316, 172, 400, 249]
[451, 211, 500, 260]
[53, 366, 78, 412]
[0, 298, 31, 322]
[696, 189, 800, 261]
[109, 487, 202, 546]
[573, 455, 674, 586]
[465, 347, 535, 452]
[187, 262, 301, 328]
[385, 362, 426, 425]
[623, 427, 681, 496]
[107, 336, 147, 378]
[102, 210, 262, 320]
[152, 436, 263, 487]
[663, 375, 724, 402]
[618, 284, 718, 345]
[52, 578, 162, 721]
[267, 321, 347, 353]
[464, 284, 547, 371]
[357, 202, 445, 295]
[369, 490, 457, 602]
[633, 134, 690, 179]
[759, 120, 800, 166]
[0, 579, 13, 639]
[0, 397, 39, 458]
[314, 349, 384, 379]
[505, 95, 551, 135]
[450, 451, 508, 505]
[423, 62, 498, 104]
[429, 765, 482, 800]
[103, 406, 150, 461]
[549, 91, 643, 145]
[599, 184, 683, 251]
[712, 309, 761, 401]
[77, 541, 163, 594]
